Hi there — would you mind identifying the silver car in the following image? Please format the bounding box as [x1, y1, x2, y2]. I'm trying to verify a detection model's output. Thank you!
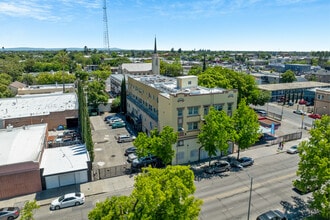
[287, 145, 299, 154]
[205, 160, 230, 174]
[0, 207, 20, 220]
[50, 192, 85, 210]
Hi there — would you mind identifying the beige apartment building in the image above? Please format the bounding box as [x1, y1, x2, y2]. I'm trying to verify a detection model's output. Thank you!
[314, 88, 330, 115]
[127, 75, 238, 164]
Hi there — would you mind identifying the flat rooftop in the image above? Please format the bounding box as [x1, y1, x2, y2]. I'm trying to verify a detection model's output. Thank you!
[0, 92, 78, 119]
[0, 124, 46, 166]
[129, 75, 227, 95]
[40, 144, 90, 176]
[258, 81, 330, 91]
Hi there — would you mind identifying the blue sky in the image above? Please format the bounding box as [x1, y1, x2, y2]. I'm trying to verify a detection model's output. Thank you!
[1, 0, 329, 51]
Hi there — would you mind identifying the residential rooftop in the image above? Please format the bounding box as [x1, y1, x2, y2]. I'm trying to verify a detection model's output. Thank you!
[0, 92, 78, 119]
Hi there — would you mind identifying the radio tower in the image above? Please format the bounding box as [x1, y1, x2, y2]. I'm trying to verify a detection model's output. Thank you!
[103, 0, 110, 54]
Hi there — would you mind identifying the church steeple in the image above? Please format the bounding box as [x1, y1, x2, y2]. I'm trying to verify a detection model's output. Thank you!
[152, 36, 160, 75]
[154, 36, 157, 54]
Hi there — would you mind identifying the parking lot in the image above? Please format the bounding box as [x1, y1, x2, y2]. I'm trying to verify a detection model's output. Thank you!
[90, 113, 136, 180]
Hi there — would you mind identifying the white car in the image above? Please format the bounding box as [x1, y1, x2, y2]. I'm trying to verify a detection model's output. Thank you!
[287, 145, 299, 154]
[50, 192, 85, 210]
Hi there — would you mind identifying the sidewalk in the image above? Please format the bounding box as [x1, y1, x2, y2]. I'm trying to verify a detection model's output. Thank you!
[0, 174, 136, 208]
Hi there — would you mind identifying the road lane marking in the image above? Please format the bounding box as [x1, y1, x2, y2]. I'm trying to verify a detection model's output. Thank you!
[200, 172, 297, 202]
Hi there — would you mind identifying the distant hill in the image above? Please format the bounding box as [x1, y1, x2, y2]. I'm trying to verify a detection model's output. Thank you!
[1, 47, 123, 52]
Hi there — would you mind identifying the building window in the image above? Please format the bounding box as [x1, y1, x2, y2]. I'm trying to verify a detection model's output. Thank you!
[188, 106, 199, 116]
[177, 108, 184, 117]
[190, 149, 198, 158]
[176, 152, 184, 160]
[188, 122, 198, 131]
[214, 104, 223, 111]
[188, 81, 191, 85]
[227, 103, 233, 111]
[178, 140, 184, 146]
[203, 106, 209, 115]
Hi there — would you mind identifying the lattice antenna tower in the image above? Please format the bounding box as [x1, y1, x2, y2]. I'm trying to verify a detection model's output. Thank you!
[103, 0, 110, 54]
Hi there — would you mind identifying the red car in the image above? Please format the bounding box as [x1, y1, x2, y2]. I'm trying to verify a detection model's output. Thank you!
[308, 113, 321, 119]
[299, 99, 307, 105]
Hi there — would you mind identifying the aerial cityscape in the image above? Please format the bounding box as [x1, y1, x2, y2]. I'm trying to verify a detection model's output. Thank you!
[0, 0, 329, 220]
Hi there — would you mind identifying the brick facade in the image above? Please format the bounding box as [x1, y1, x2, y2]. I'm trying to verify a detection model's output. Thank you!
[0, 162, 42, 199]
[4, 110, 78, 131]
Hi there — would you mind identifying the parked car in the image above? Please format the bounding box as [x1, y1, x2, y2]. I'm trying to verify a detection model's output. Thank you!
[127, 152, 138, 163]
[256, 210, 287, 220]
[50, 192, 85, 210]
[287, 101, 294, 106]
[0, 207, 20, 219]
[287, 145, 299, 154]
[308, 113, 321, 119]
[205, 160, 230, 174]
[237, 157, 254, 167]
[104, 115, 117, 121]
[298, 99, 307, 105]
[106, 116, 121, 123]
[109, 118, 124, 126]
[305, 101, 313, 106]
[293, 109, 306, 115]
[254, 109, 267, 117]
[112, 121, 126, 129]
[124, 146, 137, 156]
[117, 134, 136, 143]
[132, 155, 158, 168]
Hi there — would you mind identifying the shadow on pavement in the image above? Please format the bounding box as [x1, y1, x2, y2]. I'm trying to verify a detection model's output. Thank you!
[280, 196, 314, 220]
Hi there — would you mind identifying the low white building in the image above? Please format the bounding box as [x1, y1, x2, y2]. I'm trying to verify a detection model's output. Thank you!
[40, 144, 91, 189]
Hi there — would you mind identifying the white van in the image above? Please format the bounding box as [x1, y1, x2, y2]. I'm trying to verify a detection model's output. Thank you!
[117, 134, 136, 143]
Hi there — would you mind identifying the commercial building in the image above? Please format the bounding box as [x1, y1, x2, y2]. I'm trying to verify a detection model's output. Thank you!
[0, 92, 78, 130]
[314, 88, 330, 115]
[0, 124, 47, 199]
[127, 75, 238, 164]
[258, 81, 330, 102]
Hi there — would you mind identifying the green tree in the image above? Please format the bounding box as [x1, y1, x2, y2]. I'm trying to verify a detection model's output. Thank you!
[188, 65, 203, 75]
[294, 115, 330, 218]
[20, 200, 40, 220]
[198, 108, 234, 164]
[232, 99, 261, 159]
[87, 80, 108, 110]
[55, 50, 69, 92]
[281, 70, 296, 83]
[197, 66, 266, 105]
[134, 126, 178, 165]
[88, 166, 203, 220]
[120, 78, 127, 114]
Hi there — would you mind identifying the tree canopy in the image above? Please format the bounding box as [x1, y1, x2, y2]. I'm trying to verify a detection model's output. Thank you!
[294, 115, 330, 218]
[88, 166, 202, 220]
[197, 66, 268, 105]
[134, 126, 178, 165]
[281, 70, 296, 83]
[20, 200, 40, 220]
[198, 108, 234, 163]
[232, 99, 261, 159]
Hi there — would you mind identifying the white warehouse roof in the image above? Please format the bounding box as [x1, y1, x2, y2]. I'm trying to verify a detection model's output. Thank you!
[0, 123, 46, 166]
[40, 144, 90, 176]
[0, 92, 78, 119]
